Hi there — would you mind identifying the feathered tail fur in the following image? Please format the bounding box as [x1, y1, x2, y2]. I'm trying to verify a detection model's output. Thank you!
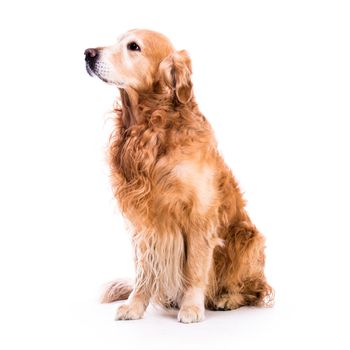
[101, 279, 133, 303]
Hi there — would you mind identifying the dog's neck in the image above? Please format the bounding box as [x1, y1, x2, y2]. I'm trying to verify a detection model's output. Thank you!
[118, 88, 140, 129]
[118, 87, 194, 130]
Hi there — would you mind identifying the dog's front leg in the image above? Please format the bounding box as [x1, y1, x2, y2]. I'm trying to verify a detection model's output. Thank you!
[115, 245, 150, 320]
[178, 231, 214, 323]
[115, 286, 150, 320]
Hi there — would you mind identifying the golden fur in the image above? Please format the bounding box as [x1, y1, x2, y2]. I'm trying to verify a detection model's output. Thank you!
[85, 29, 274, 323]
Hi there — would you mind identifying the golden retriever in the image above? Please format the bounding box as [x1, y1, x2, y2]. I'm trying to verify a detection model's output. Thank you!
[84, 29, 273, 323]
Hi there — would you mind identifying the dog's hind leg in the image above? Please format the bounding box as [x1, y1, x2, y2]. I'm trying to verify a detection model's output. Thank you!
[208, 220, 274, 310]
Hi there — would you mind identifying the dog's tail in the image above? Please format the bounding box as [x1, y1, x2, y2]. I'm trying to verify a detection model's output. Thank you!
[101, 279, 133, 303]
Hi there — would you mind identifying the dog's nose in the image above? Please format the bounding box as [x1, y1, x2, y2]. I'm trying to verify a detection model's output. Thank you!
[84, 48, 98, 62]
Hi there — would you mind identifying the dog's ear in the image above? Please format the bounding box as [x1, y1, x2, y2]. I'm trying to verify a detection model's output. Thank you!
[158, 50, 193, 104]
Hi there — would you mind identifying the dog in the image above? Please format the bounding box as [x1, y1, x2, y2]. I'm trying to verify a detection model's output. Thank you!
[85, 29, 273, 323]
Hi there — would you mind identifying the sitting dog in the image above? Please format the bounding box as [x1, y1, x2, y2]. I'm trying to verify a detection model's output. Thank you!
[85, 29, 273, 323]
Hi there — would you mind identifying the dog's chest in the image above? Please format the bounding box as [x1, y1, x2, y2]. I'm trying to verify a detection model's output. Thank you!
[117, 130, 163, 179]
[114, 128, 216, 224]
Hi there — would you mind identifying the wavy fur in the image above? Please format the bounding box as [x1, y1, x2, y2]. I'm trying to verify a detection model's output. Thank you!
[88, 29, 273, 321]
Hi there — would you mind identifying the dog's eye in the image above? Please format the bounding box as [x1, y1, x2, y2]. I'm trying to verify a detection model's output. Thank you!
[127, 42, 141, 52]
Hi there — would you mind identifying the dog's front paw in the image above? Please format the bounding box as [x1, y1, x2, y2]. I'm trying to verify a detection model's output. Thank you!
[115, 303, 145, 321]
[177, 305, 205, 323]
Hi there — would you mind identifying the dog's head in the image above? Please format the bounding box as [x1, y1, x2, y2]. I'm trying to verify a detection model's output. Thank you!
[85, 29, 193, 104]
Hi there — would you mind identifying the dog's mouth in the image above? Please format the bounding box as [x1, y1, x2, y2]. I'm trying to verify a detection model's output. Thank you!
[86, 62, 125, 87]
[85, 61, 113, 84]
[85, 62, 94, 77]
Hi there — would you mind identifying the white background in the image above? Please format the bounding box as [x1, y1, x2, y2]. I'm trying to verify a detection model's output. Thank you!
[1, 0, 349, 349]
